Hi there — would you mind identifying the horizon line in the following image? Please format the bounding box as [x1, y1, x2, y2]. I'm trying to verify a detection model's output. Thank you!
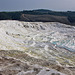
[0, 9, 75, 12]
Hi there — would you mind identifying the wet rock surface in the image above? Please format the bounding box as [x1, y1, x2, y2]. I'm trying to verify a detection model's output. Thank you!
[0, 50, 75, 75]
[0, 56, 68, 75]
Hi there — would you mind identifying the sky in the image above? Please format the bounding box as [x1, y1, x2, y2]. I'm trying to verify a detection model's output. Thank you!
[0, 0, 75, 11]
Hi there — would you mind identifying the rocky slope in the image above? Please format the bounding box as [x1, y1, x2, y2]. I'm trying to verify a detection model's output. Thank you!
[20, 14, 70, 25]
[0, 20, 75, 75]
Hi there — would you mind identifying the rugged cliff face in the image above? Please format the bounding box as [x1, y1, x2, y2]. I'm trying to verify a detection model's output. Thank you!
[0, 20, 75, 75]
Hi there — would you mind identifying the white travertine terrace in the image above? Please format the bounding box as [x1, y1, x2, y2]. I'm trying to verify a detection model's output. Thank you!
[0, 20, 75, 67]
[0, 20, 75, 51]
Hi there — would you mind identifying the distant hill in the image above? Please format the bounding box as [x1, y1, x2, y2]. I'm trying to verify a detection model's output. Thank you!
[0, 9, 75, 25]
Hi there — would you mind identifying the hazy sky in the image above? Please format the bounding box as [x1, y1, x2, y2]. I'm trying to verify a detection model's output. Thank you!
[0, 0, 75, 11]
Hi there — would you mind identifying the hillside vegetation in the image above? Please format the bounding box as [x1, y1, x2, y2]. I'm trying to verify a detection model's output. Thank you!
[0, 9, 75, 25]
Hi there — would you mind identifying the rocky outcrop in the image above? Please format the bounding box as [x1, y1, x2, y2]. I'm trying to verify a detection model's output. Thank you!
[0, 56, 67, 75]
[0, 50, 74, 75]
